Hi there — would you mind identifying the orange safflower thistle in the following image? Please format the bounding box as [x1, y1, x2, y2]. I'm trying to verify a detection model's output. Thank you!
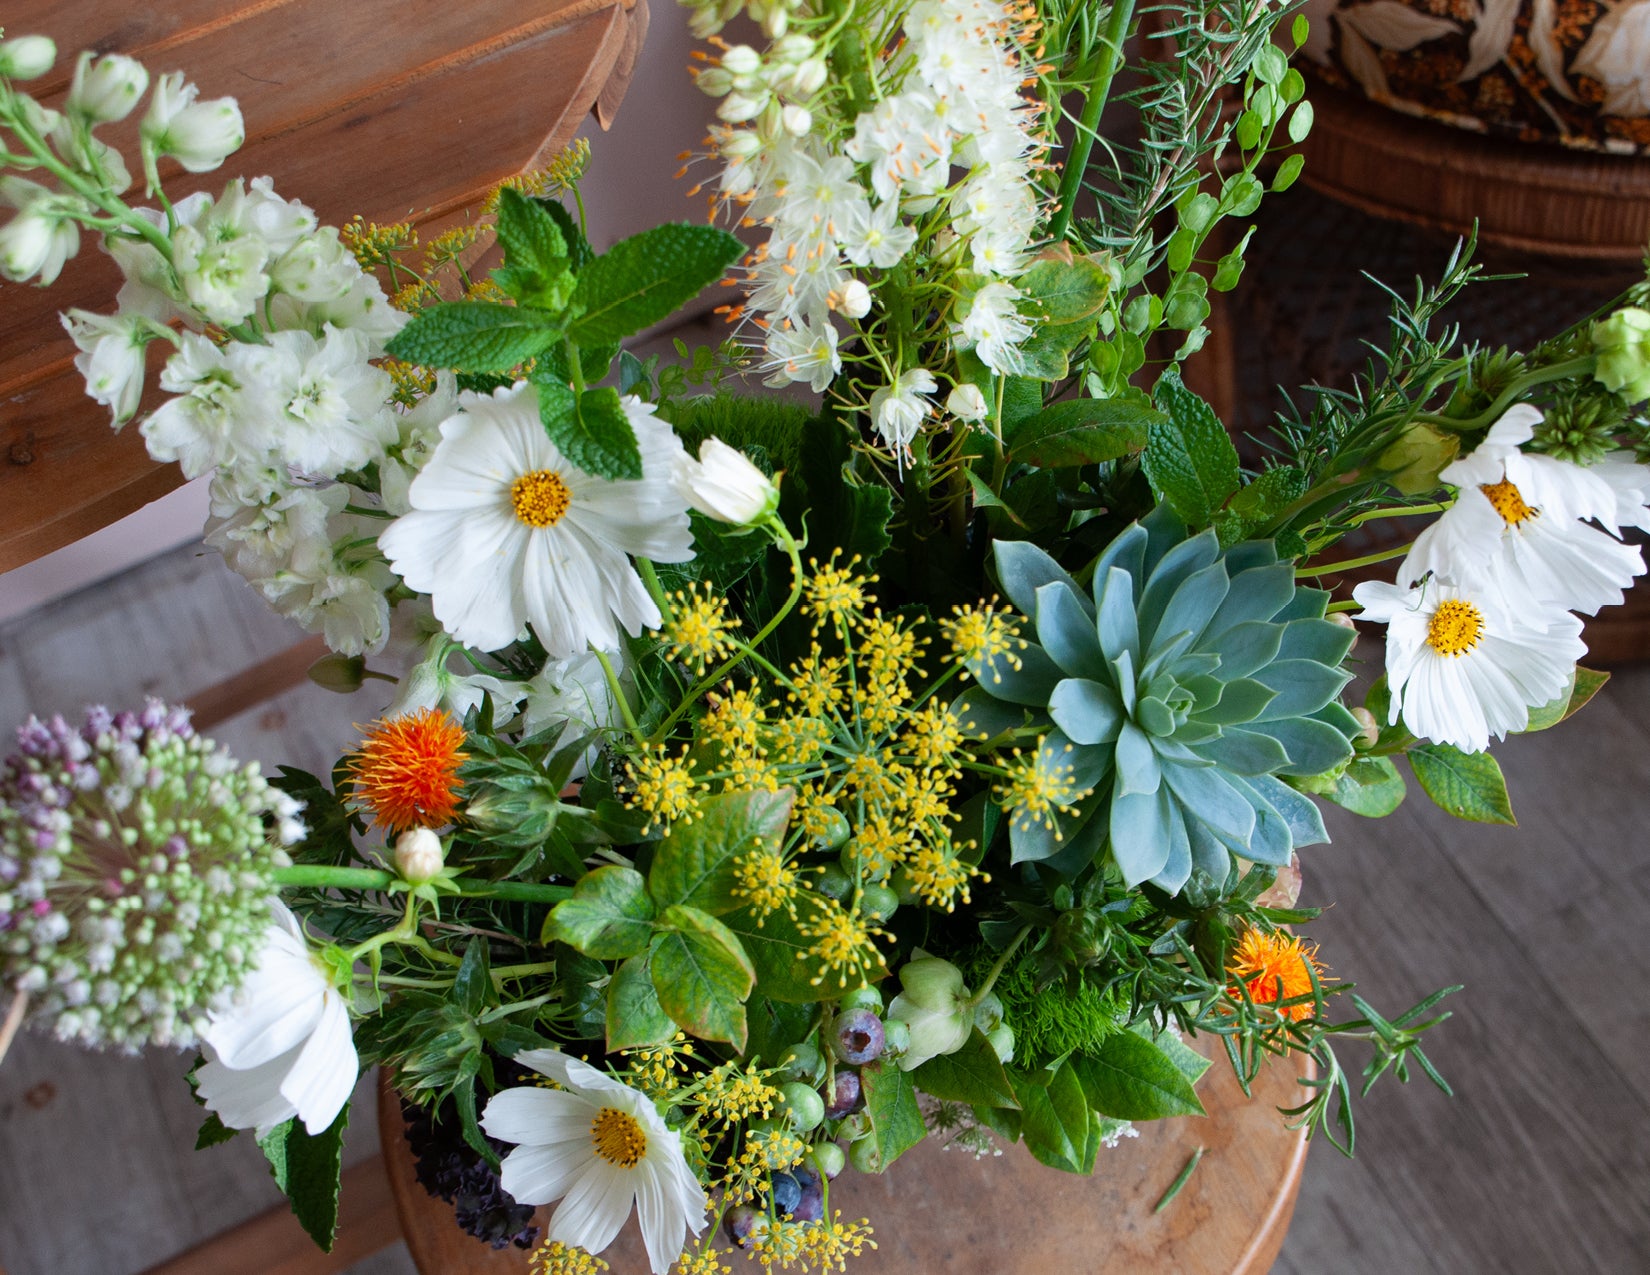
[347, 708, 468, 833]
[1227, 928, 1330, 1022]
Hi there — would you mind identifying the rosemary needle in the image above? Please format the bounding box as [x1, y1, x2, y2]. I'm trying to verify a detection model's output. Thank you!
[1154, 1147, 1205, 1214]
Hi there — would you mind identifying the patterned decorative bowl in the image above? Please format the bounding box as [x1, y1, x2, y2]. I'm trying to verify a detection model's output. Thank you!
[1300, 0, 1650, 154]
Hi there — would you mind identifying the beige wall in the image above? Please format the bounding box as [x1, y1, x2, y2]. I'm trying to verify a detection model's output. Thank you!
[0, 0, 716, 623]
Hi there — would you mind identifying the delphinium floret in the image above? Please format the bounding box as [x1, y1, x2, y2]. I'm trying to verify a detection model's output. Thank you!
[0, 700, 301, 1051]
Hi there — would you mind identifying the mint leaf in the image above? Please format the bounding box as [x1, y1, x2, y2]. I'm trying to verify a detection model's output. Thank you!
[911, 1027, 1019, 1108]
[494, 187, 568, 276]
[256, 1102, 350, 1252]
[648, 788, 795, 915]
[543, 864, 656, 959]
[1143, 366, 1241, 527]
[1008, 398, 1158, 468]
[568, 223, 743, 345]
[1409, 742, 1515, 824]
[650, 905, 756, 1049]
[529, 380, 642, 481]
[385, 302, 561, 373]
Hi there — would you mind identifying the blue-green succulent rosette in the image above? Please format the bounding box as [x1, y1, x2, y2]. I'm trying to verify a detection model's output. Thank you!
[958, 513, 1360, 893]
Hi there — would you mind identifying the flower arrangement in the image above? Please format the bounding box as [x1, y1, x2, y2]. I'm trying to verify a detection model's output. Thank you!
[3, 4, 1650, 1271]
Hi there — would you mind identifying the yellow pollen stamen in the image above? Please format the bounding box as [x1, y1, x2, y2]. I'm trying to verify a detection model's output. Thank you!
[1427, 599, 1484, 657]
[511, 470, 571, 528]
[590, 1106, 647, 1169]
[1479, 478, 1538, 527]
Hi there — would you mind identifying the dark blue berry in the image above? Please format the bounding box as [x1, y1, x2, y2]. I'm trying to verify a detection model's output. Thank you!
[770, 1171, 803, 1216]
[791, 1170, 825, 1223]
[823, 1068, 862, 1118]
[724, 1205, 761, 1248]
[832, 1007, 885, 1064]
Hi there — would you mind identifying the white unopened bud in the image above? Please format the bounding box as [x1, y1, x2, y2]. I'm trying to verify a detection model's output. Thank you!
[836, 278, 872, 318]
[717, 127, 762, 159]
[394, 827, 445, 885]
[695, 66, 734, 98]
[0, 35, 56, 80]
[675, 437, 780, 525]
[721, 44, 762, 76]
[787, 57, 829, 97]
[946, 383, 989, 422]
[0, 179, 80, 285]
[66, 51, 149, 124]
[142, 72, 244, 173]
[781, 104, 812, 137]
[717, 90, 767, 124]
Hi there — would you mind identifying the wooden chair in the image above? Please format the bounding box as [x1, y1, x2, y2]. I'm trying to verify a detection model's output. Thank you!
[0, 1, 648, 1270]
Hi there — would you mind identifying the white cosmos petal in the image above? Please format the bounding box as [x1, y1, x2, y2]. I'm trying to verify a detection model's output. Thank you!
[204, 933, 326, 1068]
[480, 1087, 597, 1146]
[278, 991, 356, 1135]
[516, 1048, 579, 1086]
[551, 1160, 635, 1256]
[194, 1045, 299, 1136]
[499, 1139, 592, 1206]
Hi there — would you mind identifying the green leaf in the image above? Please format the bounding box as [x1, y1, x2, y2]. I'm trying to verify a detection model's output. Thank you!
[648, 788, 795, 915]
[1143, 366, 1241, 527]
[537, 197, 593, 273]
[724, 893, 882, 1002]
[651, 905, 756, 1049]
[1013, 1061, 1093, 1173]
[1017, 254, 1113, 324]
[1015, 318, 1095, 381]
[782, 407, 894, 564]
[1008, 398, 1159, 468]
[1326, 755, 1406, 817]
[491, 188, 575, 311]
[1522, 666, 1609, 732]
[1288, 100, 1315, 145]
[385, 302, 560, 373]
[607, 949, 678, 1051]
[256, 1102, 350, 1252]
[194, 1111, 238, 1150]
[543, 864, 656, 959]
[1070, 1030, 1206, 1120]
[1253, 43, 1289, 85]
[453, 936, 492, 1016]
[568, 223, 743, 345]
[529, 379, 642, 481]
[1409, 743, 1515, 824]
[912, 1027, 1019, 1108]
[861, 1060, 928, 1168]
[1273, 152, 1306, 192]
[745, 996, 816, 1067]
[1142, 1023, 1213, 1087]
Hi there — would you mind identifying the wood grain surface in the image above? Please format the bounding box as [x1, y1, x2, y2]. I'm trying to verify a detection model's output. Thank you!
[0, 0, 645, 573]
[380, 1044, 1312, 1275]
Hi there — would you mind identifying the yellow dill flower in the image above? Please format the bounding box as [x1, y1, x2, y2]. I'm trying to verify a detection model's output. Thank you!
[725, 748, 780, 793]
[422, 223, 481, 271]
[803, 552, 875, 630]
[897, 770, 955, 827]
[624, 1031, 696, 1092]
[907, 843, 986, 912]
[859, 610, 926, 683]
[627, 744, 703, 835]
[797, 786, 847, 845]
[997, 742, 1094, 837]
[391, 280, 438, 313]
[531, 1239, 609, 1275]
[846, 814, 909, 882]
[664, 583, 741, 675]
[842, 752, 907, 806]
[731, 845, 800, 923]
[750, 1217, 808, 1271]
[942, 599, 1025, 680]
[465, 277, 512, 304]
[788, 646, 844, 716]
[798, 1214, 878, 1270]
[702, 683, 767, 751]
[857, 678, 908, 735]
[748, 1126, 809, 1172]
[699, 1062, 781, 1124]
[384, 359, 438, 407]
[902, 701, 965, 774]
[798, 898, 888, 989]
[673, 1239, 733, 1275]
[340, 215, 416, 268]
[769, 715, 830, 766]
[487, 139, 592, 212]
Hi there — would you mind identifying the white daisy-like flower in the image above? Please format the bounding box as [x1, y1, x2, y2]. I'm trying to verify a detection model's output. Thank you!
[870, 367, 939, 452]
[1405, 404, 1645, 614]
[481, 1049, 709, 1274]
[954, 280, 1030, 375]
[1352, 577, 1585, 754]
[378, 382, 693, 656]
[194, 901, 358, 1137]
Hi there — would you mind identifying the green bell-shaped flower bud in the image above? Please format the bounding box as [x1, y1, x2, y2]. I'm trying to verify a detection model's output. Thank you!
[885, 955, 971, 1070]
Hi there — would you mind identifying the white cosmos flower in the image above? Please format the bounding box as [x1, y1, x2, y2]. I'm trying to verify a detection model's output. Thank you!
[378, 383, 693, 656]
[195, 901, 358, 1137]
[481, 1049, 708, 1273]
[1405, 404, 1645, 614]
[1352, 577, 1584, 753]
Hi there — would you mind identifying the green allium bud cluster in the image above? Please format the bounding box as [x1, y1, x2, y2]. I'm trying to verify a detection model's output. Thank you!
[1528, 393, 1625, 467]
[0, 700, 303, 1051]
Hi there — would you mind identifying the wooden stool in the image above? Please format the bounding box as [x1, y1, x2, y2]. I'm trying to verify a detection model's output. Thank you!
[380, 1045, 1313, 1275]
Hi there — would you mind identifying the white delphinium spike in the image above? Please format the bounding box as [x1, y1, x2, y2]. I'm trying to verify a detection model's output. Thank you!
[141, 72, 244, 174]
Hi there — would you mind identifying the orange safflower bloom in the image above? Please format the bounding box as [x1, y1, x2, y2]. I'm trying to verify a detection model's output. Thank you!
[1227, 928, 1330, 1022]
[346, 708, 468, 832]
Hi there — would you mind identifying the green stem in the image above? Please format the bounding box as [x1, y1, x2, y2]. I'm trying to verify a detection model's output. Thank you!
[457, 880, 572, 903]
[491, 960, 559, 981]
[966, 925, 1032, 1011]
[1416, 357, 1596, 434]
[1048, 0, 1136, 244]
[274, 864, 571, 903]
[1348, 502, 1448, 526]
[1295, 542, 1412, 578]
[593, 646, 643, 741]
[638, 558, 673, 622]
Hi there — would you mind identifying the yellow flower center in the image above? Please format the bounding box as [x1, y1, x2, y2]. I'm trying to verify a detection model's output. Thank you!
[1479, 478, 1537, 527]
[511, 470, 571, 528]
[1426, 599, 1484, 657]
[590, 1106, 647, 1169]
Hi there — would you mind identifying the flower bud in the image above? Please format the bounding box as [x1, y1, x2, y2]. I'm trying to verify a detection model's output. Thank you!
[770, 34, 815, 64]
[0, 179, 80, 285]
[835, 278, 872, 319]
[947, 383, 989, 422]
[717, 127, 762, 159]
[885, 955, 971, 1070]
[1351, 705, 1379, 748]
[786, 57, 829, 97]
[718, 91, 768, 124]
[142, 72, 245, 174]
[394, 827, 445, 885]
[0, 35, 56, 80]
[66, 51, 149, 124]
[1376, 421, 1458, 495]
[1593, 307, 1650, 405]
[306, 652, 368, 694]
[675, 437, 780, 525]
[781, 104, 812, 137]
[721, 44, 762, 76]
[985, 1023, 1014, 1063]
[695, 66, 734, 97]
